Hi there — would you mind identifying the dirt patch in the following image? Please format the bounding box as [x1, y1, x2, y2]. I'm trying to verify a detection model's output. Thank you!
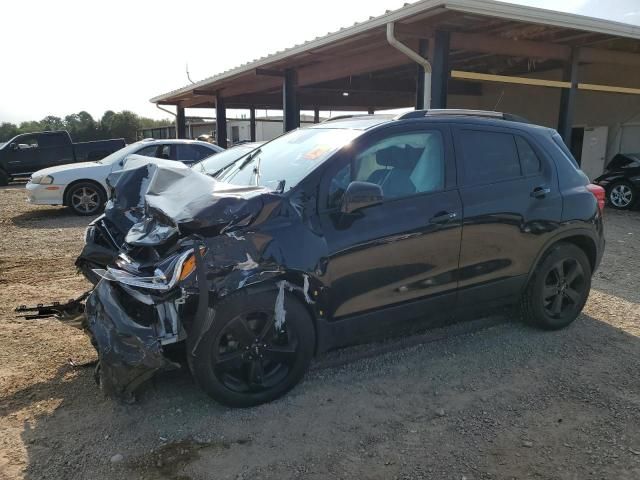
[1, 186, 640, 480]
[126, 438, 249, 480]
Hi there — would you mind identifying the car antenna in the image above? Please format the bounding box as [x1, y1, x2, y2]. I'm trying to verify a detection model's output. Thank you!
[493, 90, 505, 111]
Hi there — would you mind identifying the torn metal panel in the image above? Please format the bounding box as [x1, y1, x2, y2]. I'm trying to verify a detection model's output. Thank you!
[274, 281, 287, 331]
[85, 280, 180, 401]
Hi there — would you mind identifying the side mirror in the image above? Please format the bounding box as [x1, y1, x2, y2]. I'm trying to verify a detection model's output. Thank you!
[341, 181, 383, 214]
[9, 142, 17, 151]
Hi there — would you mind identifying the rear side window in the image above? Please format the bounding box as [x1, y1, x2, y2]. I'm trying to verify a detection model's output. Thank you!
[135, 145, 158, 157]
[515, 136, 541, 175]
[552, 134, 579, 168]
[39, 133, 67, 148]
[459, 130, 521, 185]
[176, 144, 213, 161]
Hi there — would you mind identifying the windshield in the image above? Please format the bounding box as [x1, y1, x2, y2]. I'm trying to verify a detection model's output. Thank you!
[193, 144, 258, 175]
[217, 128, 362, 191]
[97, 142, 147, 164]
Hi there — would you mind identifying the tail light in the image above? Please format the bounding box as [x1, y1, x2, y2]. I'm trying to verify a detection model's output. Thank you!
[587, 184, 605, 214]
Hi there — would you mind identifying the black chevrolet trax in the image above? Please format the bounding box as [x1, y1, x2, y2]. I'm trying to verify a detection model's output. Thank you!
[74, 110, 606, 406]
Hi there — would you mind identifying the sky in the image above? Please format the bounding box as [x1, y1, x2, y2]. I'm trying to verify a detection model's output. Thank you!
[0, 0, 638, 124]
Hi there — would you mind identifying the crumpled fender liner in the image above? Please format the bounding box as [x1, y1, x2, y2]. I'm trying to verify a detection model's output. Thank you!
[86, 280, 179, 402]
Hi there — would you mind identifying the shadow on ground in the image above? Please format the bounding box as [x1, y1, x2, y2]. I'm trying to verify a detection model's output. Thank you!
[11, 207, 93, 229]
[5, 312, 640, 479]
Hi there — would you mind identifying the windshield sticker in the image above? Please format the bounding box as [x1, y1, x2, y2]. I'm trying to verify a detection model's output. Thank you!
[303, 145, 331, 161]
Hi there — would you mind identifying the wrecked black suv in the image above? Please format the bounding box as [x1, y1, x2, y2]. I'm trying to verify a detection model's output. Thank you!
[70, 110, 605, 407]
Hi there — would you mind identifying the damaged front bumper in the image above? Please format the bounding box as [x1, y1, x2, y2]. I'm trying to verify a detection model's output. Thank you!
[85, 280, 186, 401]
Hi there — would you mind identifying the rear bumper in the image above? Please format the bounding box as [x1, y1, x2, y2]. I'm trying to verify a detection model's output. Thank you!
[25, 182, 65, 205]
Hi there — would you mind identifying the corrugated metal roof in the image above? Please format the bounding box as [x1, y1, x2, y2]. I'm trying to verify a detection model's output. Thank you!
[150, 0, 640, 104]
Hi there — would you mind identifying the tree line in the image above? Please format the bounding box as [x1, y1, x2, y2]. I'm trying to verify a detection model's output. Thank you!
[0, 110, 172, 144]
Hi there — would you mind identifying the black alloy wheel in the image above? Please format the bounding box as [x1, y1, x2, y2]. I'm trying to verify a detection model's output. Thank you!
[520, 242, 591, 330]
[213, 310, 298, 393]
[542, 258, 586, 320]
[188, 290, 315, 407]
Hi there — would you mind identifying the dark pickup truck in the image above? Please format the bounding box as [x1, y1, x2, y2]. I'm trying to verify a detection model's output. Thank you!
[0, 131, 125, 185]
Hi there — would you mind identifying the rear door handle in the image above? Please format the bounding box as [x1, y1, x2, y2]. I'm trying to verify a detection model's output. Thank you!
[531, 186, 551, 199]
[430, 211, 458, 224]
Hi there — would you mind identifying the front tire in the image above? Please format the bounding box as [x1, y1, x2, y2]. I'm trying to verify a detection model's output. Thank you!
[520, 243, 591, 330]
[0, 170, 8, 187]
[188, 289, 315, 407]
[607, 181, 636, 210]
[66, 182, 106, 216]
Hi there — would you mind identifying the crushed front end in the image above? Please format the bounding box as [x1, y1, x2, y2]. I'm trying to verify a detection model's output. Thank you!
[71, 160, 302, 401]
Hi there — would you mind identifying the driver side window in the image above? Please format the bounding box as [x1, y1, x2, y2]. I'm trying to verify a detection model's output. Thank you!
[326, 130, 445, 209]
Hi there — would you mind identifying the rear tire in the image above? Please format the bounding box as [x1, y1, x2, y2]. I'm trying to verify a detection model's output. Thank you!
[66, 181, 106, 216]
[607, 181, 636, 210]
[188, 289, 315, 407]
[520, 242, 591, 330]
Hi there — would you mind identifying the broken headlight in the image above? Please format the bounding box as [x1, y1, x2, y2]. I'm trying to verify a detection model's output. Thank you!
[93, 247, 204, 291]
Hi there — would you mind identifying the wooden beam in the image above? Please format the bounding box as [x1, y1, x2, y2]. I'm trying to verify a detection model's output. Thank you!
[192, 89, 216, 96]
[580, 47, 640, 67]
[451, 70, 571, 88]
[255, 68, 285, 77]
[578, 83, 640, 95]
[297, 45, 416, 88]
[181, 95, 215, 108]
[393, 23, 435, 39]
[450, 32, 571, 60]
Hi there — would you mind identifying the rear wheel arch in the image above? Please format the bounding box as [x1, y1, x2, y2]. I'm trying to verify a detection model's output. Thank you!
[520, 241, 591, 329]
[527, 232, 597, 285]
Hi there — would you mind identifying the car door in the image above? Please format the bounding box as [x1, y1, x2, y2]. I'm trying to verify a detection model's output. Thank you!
[452, 125, 562, 310]
[317, 123, 462, 337]
[5, 134, 40, 175]
[38, 132, 74, 168]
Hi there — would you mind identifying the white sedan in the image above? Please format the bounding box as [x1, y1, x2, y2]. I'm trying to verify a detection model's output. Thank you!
[26, 139, 222, 215]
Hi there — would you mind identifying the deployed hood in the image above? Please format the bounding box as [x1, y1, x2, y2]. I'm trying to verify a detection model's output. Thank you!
[106, 161, 278, 247]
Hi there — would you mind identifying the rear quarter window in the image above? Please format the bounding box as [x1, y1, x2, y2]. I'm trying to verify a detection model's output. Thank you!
[552, 134, 579, 168]
[459, 129, 521, 186]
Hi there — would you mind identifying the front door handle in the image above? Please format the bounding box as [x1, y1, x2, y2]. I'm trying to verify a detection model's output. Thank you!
[430, 211, 458, 225]
[531, 186, 551, 199]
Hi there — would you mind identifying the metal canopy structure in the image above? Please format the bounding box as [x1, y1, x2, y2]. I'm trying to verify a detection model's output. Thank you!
[150, 0, 640, 147]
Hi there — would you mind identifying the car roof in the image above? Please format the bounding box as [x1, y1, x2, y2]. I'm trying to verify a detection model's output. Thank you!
[309, 115, 395, 130]
[308, 110, 553, 135]
[229, 141, 265, 149]
[138, 138, 219, 146]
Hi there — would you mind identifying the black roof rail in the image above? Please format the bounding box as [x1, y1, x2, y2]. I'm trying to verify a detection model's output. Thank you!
[394, 109, 530, 123]
[321, 114, 372, 123]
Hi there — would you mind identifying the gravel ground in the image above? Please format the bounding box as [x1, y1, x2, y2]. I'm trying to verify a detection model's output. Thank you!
[0, 185, 639, 480]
